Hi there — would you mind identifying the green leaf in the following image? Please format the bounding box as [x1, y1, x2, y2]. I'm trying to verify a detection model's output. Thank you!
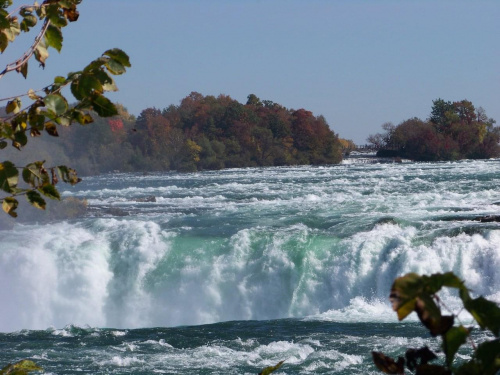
[91, 94, 117, 117]
[104, 58, 126, 75]
[0, 141, 7, 149]
[45, 24, 62, 52]
[6, 98, 21, 114]
[463, 296, 500, 337]
[14, 130, 28, 147]
[16, 60, 27, 78]
[23, 14, 37, 27]
[258, 360, 285, 375]
[390, 272, 467, 324]
[3, 18, 19, 41]
[54, 76, 66, 85]
[0, 31, 8, 52]
[82, 57, 107, 73]
[22, 164, 41, 187]
[474, 339, 500, 375]
[0, 1, 10, 8]
[423, 272, 466, 294]
[442, 326, 469, 367]
[395, 298, 417, 321]
[0, 161, 19, 193]
[55, 115, 71, 127]
[8, 19, 20, 38]
[20, 14, 37, 31]
[12, 112, 28, 131]
[103, 48, 131, 67]
[0, 359, 42, 374]
[44, 94, 68, 115]
[390, 273, 422, 320]
[19, 7, 34, 17]
[93, 69, 117, 92]
[72, 109, 93, 125]
[2, 197, 18, 217]
[57, 166, 81, 185]
[0, 9, 8, 21]
[26, 190, 46, 210]
[34, 43, 49, 67]
[3, 23, 18, 41]
[28, 110, 45, 130]
[70, 72, 102, 100]
[46, 5, 68, 28]
[39, 184, 61, 200]
[36, 4, 46, 18]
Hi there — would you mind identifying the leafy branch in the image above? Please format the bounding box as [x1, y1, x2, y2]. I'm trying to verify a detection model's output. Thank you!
[0, 159, 80, 216]
[0, 0, 130, 217]
[372, 272, 500, 375]
[0, 0, 81, 78]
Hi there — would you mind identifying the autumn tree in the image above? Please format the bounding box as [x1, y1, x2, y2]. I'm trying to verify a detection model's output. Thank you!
[128, 92, 343, 171]
[338, 138, 355, 154]
[369, 99, 500, 161]
[0, 0, 130, 217]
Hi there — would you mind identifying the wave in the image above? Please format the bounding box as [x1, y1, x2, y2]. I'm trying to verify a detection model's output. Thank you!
[1, 216, 498, 331]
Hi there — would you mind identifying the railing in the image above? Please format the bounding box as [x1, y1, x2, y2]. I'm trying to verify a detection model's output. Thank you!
[352, 144, 379, 151]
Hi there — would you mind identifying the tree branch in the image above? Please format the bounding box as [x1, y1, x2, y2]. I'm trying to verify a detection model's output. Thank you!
[0, 18, 50, 80]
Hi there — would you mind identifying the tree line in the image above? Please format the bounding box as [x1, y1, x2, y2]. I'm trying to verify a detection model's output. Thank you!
[132, 92, 345, 172]
[5, 96, 498, 180]
[368, 99, 500, 161]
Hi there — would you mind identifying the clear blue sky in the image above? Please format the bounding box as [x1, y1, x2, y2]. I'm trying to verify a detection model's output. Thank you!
[2, 0, 499, 143]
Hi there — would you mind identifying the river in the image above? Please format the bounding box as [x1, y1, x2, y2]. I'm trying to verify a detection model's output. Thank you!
[1, 159, 499, 373]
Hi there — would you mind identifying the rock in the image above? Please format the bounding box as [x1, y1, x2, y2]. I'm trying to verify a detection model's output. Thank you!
[476, 215, 500, 223]
[135, 196, 156, 203]
[105, 207, 129, 216]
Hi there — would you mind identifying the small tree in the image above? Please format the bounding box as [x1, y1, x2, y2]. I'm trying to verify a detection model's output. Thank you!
[0, 0, 130, 217]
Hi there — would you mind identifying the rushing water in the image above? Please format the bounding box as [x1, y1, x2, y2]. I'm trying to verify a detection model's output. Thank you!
[1, 159, 499, 373]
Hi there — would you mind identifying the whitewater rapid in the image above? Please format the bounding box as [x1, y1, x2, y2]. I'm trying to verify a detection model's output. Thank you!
[1, 160, 499, 332]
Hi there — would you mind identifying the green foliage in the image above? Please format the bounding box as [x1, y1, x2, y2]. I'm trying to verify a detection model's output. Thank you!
[0, 359, 41, 374]
[373, 272, 500, 374]
[0, 1, 130, 217]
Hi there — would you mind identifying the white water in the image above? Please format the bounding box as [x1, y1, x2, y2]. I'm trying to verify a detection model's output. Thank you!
[1, 160, 499, 332]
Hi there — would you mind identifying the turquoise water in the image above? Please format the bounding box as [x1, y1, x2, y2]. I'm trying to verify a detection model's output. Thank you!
[1, 160, 499, 373]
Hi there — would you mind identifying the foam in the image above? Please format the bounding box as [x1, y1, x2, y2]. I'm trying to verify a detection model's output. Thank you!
[308, 297, 399, 323]
[1, 160, 500, 331]
[102, 356, 145, 367]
